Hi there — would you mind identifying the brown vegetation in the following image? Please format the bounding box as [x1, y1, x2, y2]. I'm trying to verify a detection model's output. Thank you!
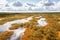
[0, 13, 60, 40]
[0, 31, 13, 40]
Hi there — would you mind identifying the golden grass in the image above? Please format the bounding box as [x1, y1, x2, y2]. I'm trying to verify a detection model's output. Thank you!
[0, 13, 60, 40]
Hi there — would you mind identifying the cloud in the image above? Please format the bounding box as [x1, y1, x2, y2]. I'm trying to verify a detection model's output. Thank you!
[0, 0, 6, 9]
[5, 1, 29, 11]
[13, 1, 22, 7]
[53, 1, 60, 9]
[0, 0, 60, 12]
[27, 3, 36, 7]
[31, 0, 60, 11]
[45, 1, 60, 11]
[10, 4, 29, 11]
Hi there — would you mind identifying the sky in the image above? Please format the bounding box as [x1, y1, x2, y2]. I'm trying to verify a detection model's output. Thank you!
[0, 0, 60, 12]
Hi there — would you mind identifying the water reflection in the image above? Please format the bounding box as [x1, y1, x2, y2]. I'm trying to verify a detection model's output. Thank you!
[0, 17, 32, 40]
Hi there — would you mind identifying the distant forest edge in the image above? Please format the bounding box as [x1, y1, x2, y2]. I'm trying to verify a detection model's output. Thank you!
[0, 12, 60, 14]
[0, 12, 60, 17]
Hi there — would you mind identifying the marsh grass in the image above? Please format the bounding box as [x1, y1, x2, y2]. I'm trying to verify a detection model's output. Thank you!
[0, 13, 60, 40]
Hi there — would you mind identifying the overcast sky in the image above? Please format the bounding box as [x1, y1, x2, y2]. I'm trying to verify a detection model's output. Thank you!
[0, 0, 60, 12]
